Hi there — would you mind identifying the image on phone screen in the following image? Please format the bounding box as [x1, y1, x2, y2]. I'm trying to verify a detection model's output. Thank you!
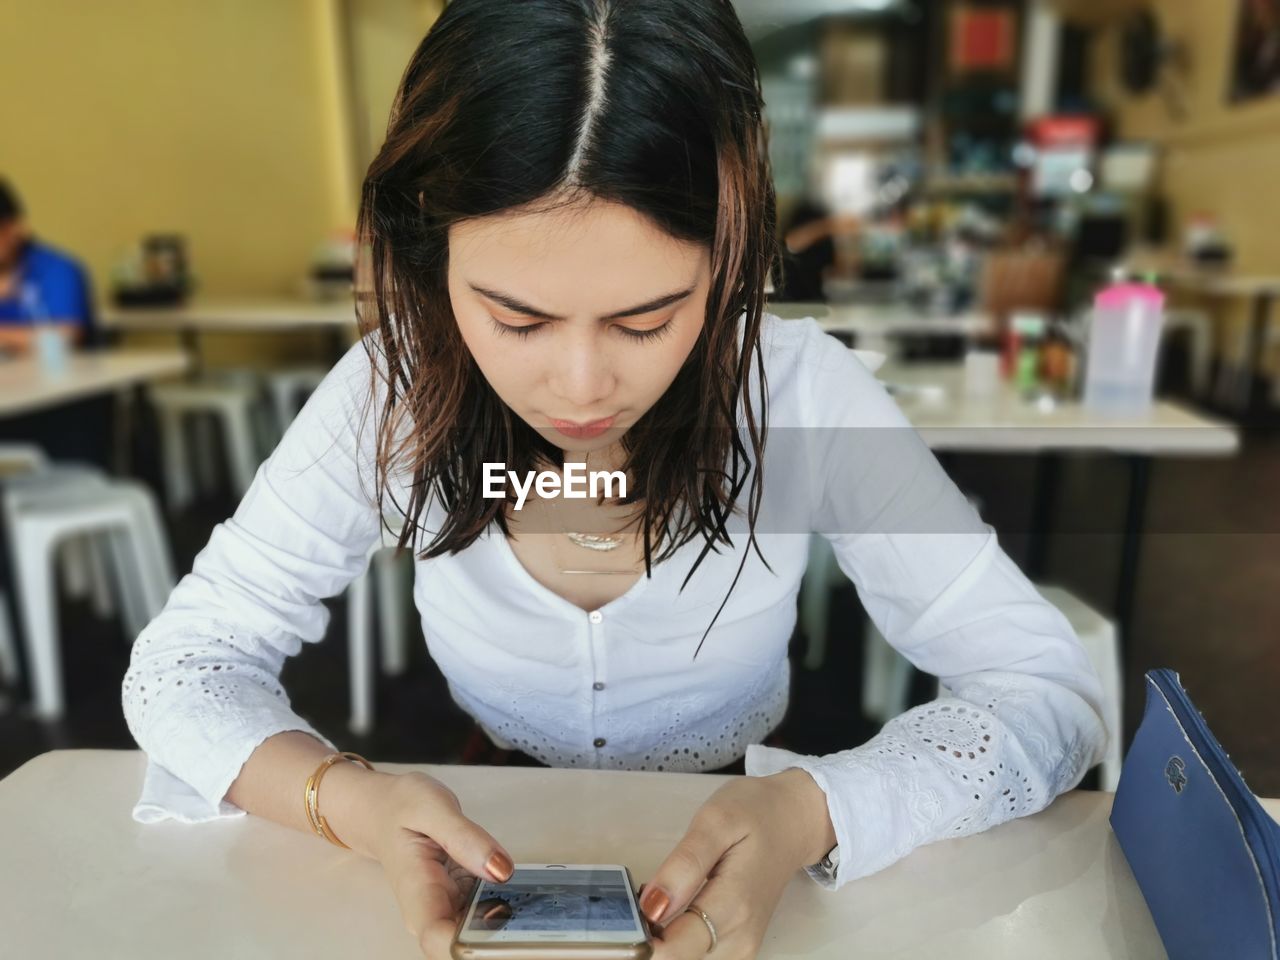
[458, 864, 647, 943]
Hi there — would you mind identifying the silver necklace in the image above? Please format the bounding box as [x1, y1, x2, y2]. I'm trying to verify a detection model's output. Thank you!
[565, 531, 624, 552]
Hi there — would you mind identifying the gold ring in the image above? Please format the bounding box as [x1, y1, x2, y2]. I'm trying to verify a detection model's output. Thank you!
[685, 903, 718, 953]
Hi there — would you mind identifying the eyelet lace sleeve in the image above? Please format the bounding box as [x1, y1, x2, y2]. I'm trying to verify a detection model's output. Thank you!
[122, 339, 390, 821]
[746, 323, 1107, 889]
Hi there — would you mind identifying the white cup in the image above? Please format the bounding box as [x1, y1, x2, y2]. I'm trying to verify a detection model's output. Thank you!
[963, 349, 1000, 398]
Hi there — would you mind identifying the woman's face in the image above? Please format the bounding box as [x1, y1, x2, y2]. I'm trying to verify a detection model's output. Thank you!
[448, 198, 710, 454]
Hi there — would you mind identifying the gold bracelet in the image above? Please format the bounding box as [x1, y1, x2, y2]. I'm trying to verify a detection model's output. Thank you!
[303, 751, 374, 849]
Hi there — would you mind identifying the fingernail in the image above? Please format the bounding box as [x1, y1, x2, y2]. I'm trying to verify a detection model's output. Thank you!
[639, 885, 670, 924]
[485, 850, 514, 883]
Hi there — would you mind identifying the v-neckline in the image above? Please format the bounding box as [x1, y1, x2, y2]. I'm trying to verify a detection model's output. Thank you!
[492, 528, 656, 617]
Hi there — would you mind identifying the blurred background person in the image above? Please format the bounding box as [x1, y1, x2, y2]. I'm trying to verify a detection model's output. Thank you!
[0, 179, 98, 356]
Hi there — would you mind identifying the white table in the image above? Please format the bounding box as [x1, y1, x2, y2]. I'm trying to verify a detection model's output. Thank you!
[102, 299, 360, 375]
[880, 361, 1238, 649]
[102, 299, 358, 333]
[7, 749, 1262, 959]
[0, 349, 189, 419]
[1123, 258, 1280, 411]
[1167, 272, 1280, 412]
[882, 362, 1239, 455]
[109, 301, 992, 340]
[770, 301, 995, 343]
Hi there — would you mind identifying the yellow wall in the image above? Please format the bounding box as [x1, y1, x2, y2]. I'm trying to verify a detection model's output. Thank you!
[0, 0, 353, 301]
[0, 0, 442, 367]
[347, 0, 446, 175]
[1090, 1, 1280, 371]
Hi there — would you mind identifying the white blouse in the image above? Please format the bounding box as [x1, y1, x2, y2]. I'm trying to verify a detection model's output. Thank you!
[122, 315, 1106, 889]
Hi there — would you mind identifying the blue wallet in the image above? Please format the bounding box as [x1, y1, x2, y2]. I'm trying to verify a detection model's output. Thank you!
[1111, 669, 1280, 959]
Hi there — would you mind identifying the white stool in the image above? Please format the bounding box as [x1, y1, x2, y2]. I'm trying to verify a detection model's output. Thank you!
[799, 536, 917, 716]
[0, 589, 15, 689]
[149, 380, 267, 510]
[800, 539, 1124, 789]
[1028, 585, 1123, 790]
[0, 456, 122, 681]
[347, 525, 413, 735]
[4, 480, 174, 719]
[0, 447, 48, 685]
[0, 444, 47, 477]
[266, 367, 328, 438]
[1163, 309, 1213, 397]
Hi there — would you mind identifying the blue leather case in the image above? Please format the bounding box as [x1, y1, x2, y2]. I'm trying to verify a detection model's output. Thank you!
[1111, 669, 1280, 960]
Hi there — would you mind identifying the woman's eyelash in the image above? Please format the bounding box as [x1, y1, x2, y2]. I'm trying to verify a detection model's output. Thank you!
[489, 316, 544, 338]
[489, 315, 674, 343]
[616, 321, 672, 343]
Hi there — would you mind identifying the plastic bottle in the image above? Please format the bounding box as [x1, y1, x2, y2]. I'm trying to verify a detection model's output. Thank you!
[1083, 282, 1165, 414]
[1011, 312, 1046, 395]
[21, 282, 69, 377]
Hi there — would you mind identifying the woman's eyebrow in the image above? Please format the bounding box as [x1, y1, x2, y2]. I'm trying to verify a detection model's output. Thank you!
[468, 282, 696, 320]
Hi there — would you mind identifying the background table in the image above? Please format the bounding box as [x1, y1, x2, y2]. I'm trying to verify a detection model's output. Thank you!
[881, 361, 1238, 649]
[102, 299, 360, 374]
[0, 349, 189, 419]
[769, 301, 995, 344]
[1164, 271, 1280, 412]
[5, 749, 1260, 959]
[882, 362, 1238, 455]
[106, 300, 992, 339]
[102, 299, 358, 333]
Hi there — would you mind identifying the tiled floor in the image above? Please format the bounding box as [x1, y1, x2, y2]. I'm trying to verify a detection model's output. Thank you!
[1, 414, 1277, 798]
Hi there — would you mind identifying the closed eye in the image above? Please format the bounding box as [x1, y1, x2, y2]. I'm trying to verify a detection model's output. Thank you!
[489, 316, 546, 338]
[614, 320, 673, 342]
[490, 315, 674, 343]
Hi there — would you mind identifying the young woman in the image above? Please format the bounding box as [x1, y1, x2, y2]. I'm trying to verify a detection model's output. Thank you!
[122, 2, 1105, 958]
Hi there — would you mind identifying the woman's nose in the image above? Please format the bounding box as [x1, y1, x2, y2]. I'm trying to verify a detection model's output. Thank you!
[548, 332, 615, 409]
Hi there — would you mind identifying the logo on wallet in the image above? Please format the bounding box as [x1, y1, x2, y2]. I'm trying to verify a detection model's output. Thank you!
[1165, 756, 1188, 794]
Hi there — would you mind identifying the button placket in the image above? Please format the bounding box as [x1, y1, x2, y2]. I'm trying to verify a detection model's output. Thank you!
[587, 609, 607, 759]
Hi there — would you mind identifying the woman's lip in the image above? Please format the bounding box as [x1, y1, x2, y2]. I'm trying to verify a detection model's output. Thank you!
[549, 416, 616, 439]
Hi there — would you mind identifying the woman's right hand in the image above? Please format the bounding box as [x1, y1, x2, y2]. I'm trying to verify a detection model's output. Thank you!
[353, 770, 515, 958]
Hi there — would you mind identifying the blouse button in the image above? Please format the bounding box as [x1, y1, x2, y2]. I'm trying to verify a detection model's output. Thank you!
[593, 737, 607, 748]
[592, 681, 606, 691]
[588, 610, 603, 624]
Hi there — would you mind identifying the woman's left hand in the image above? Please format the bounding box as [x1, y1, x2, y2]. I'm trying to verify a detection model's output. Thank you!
[640, 768, 836, 959]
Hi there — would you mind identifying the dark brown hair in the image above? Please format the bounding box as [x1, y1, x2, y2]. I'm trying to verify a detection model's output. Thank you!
[356, 0, 777, 645]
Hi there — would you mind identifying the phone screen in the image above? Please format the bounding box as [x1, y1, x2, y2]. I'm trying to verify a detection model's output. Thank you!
[460, 865, 646, 941]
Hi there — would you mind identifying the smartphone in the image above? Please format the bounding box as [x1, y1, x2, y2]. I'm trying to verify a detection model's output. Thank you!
[451, 863, 653, 959]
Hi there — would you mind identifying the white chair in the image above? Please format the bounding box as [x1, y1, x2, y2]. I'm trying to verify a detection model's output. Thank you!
[1213, 308, 1278, 411]
[4, 480, 175, 719]
[149, 379, 267, 511]
[800, 529, 1123, 788]
[0, 447, 47, 685]
[0, 452, 122, 675]
[0, 589, 16, 690]
[265, 367, 328, 438]
[1163, 309, 1213, 398]
[847, 583, 1123, 791]
[347, 523, 413, 735]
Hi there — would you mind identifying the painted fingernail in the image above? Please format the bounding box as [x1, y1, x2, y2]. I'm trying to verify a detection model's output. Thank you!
[639, 885, 670, 924]
[485, 850, 514, 882]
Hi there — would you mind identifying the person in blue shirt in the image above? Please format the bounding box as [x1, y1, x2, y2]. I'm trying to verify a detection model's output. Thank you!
[0, 179, 97, 355]
[0, 178, 111, 470]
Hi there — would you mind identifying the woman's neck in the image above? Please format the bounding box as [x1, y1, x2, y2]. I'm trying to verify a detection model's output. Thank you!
[564, 440, 627, 474]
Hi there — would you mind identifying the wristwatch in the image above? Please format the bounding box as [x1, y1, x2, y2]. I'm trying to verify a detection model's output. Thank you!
[812, 843, 841, 883]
